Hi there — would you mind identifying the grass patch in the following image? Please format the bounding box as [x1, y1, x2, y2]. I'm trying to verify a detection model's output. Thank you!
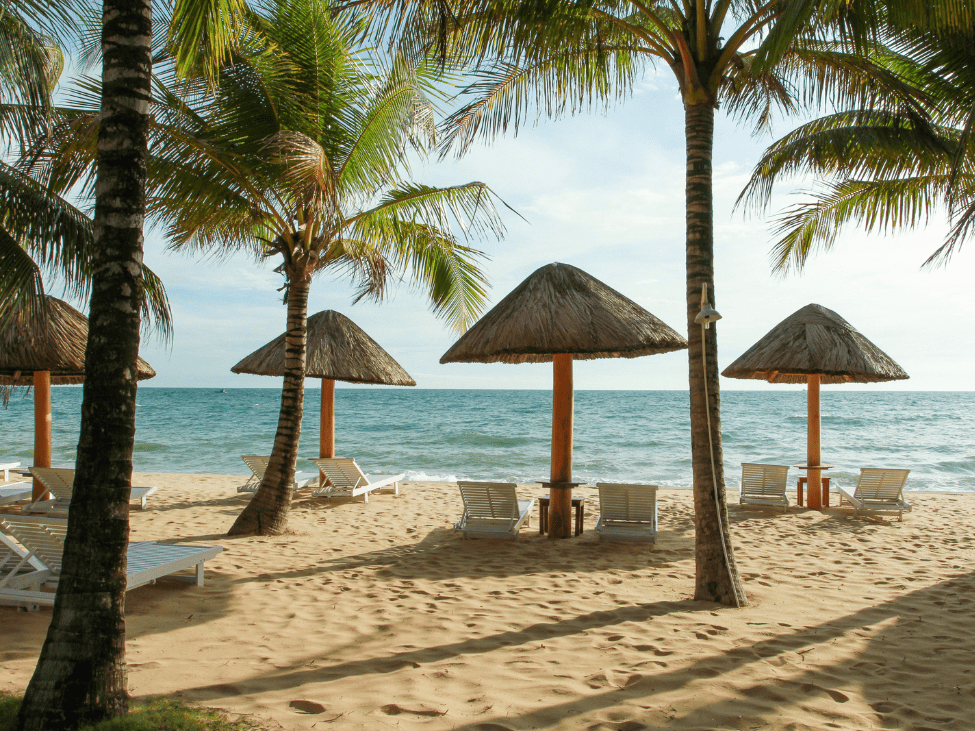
[0, 695, 266, 731]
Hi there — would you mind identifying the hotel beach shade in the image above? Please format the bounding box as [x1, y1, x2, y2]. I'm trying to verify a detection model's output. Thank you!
[231, 310, 415, 459]
[440, 262, 687, 538]
[0, 296, 156, 499]
[721, 303, 908, 508]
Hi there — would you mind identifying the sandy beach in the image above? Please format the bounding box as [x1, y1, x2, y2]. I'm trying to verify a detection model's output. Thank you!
[2, 474, 974, 730]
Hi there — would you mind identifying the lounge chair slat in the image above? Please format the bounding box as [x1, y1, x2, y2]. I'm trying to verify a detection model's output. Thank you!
[311, 458, 402, 502]
[836, 468, 911, 520]
[739, 464, 790, 511]
[454, 482, 534, 539]
[595, 484, 658, 542]
[0, 515, 222, 608]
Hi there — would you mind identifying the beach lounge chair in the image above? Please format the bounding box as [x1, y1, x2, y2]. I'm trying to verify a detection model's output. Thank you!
[0, 515, 223, 610]
[739, 463, 791, 512]
[594, 483, 658, 542]
[236, 456, 315, 493]
[310, 458, 403, 502]
[0, 482, 33, 507]
[454, 481, 534, 540]
[23, 468, 158, 514]
[835, 468, 912, 520]
[1, 462, 20, 481]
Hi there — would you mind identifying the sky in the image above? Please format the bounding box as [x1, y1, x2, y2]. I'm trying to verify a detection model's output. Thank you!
[126, 71, 973, 392]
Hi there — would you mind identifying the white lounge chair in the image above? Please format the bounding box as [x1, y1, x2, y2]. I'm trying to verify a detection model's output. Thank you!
[0, 515, 223, 609]
[594, 483, 658, 542]
[835, 468, 912, 520]
[236, 456, 315, 493]
[23, 468, 158, 514]
[1, 461, 20, 481]
[739, 463, 791, 512]
[454, 481, 534, 540]
[0, 482, 33, 507]
[310, 458, 403, 502]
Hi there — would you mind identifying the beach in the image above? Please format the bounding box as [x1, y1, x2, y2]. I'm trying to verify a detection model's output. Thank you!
[3, 474, 974, 730]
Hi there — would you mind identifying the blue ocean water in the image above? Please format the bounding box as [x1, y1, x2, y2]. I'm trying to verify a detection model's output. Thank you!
[1, 388, 973, 492]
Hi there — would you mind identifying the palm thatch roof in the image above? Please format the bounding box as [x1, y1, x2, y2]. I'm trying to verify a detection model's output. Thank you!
[232, 310, 416, 386]
[440, 262, 688, 364]
[722, 303, 908, 384]
[0, 296, 156, 386]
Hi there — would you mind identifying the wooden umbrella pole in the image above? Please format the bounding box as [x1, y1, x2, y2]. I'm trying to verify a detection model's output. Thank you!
[319, 378, 335, 489]
[549, 353, 574, 539]
[807, 374, 822, 509]
[33, 370, 52, 501]
[320, 378, 335, 458]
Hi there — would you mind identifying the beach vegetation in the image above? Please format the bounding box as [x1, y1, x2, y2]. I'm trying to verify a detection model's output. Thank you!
[29, 0, 508, 538]
[12, 0, 167, 727]
[0, 4, 172, 339]
[1, 694, 263, 731]
[739, 5, 975, 270]
[147, 0, 506, 535]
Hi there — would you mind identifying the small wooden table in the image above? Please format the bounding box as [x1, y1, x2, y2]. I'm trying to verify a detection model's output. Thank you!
[538, 495, 586, 536]
[794, 463, 834, 507]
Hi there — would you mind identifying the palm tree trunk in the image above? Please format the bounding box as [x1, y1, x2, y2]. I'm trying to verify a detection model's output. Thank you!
[684, 101, 746, 607]
[16, 1, 152, 727]
[228, 270, 312, 536]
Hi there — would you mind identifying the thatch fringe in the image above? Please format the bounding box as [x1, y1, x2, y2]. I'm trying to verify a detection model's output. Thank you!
[232, 310, 416, 386]
[441, 262, 687, 364]
[0, 296, 156, 385]
[722, 303, 908, 384]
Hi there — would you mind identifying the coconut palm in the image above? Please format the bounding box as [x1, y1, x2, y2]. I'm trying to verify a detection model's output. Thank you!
[739, 20, 975, 270]
[382, 0, 927, 606]
[0, 4, 171, 337]
[15, 0, 154, 726]
[141, 0, 505, 535]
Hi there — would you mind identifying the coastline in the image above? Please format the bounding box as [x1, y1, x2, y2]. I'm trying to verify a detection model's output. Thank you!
[3, 473, 974, 730]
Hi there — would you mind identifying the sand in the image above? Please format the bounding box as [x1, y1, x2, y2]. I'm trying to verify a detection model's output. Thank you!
[2, 474, 974, 731]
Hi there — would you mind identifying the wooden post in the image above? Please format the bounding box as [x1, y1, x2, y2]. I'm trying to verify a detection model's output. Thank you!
[549, 353, 574, 538]
[320, 378, 335, 458]
[33, 370, 52, 501]
[319, 378, 335, 488]
[807, 374, 822, 509]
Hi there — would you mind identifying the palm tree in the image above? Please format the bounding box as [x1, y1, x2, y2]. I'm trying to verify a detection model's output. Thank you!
[0, 5, 171, 336]
[145, 0, 507, 535]
[739, 19, 975, 270]
[378, 0, 924, 605]
[16, 0, 153, 726]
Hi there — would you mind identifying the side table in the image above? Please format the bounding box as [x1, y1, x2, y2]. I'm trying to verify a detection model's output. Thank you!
[538, 495, 586, 536]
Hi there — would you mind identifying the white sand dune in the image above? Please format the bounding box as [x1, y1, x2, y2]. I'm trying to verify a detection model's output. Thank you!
[3, 474, 974, 730]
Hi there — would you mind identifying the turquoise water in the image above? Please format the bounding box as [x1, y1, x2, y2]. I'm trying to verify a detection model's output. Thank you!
[1, 388, 973, 492]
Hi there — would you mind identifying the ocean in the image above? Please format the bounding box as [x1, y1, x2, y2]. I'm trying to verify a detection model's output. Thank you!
[1, 388, 973, 492]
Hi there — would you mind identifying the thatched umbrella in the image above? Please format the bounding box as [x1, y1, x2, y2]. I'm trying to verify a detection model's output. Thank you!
[441, 262, 687, 538]
[722, 303, 908, 508]
[231, 310, 415, 460]
[0, 296, 156, 499]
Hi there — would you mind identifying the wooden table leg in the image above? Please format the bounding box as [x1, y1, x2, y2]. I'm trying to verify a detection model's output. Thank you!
[823, 478, 830, 507]
[797, 477, 806, 507]
[539, 500, 548, 535]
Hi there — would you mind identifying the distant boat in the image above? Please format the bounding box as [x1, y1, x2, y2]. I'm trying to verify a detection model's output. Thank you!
[215, 389, 228, 393]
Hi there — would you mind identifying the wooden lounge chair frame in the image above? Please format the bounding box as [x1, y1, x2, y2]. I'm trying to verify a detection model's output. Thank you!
[739, 463, 791, 512]
[0, 482, 32, 507]
[594, 483, 658, 542]
[23, 467, 158, 514]
[1, 461, 20, 481]
[0, 515, 223, 610]
[835, 468, 912, 520]
[236, 456, 315, 493]
[310, 458, 403, 503]
[454, 481, 534, 540]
